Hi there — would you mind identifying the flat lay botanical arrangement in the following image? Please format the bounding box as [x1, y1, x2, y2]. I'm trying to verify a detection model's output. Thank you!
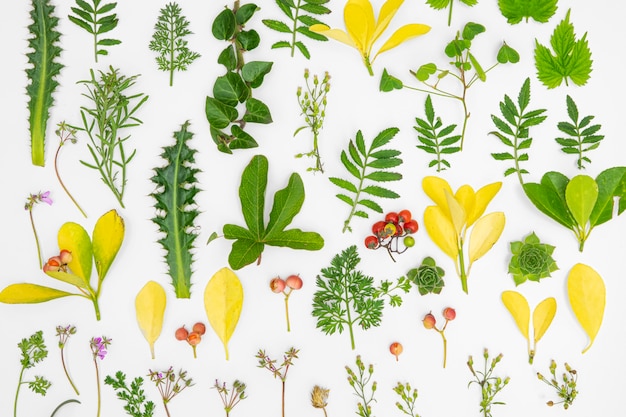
[1, 1, 624, 417]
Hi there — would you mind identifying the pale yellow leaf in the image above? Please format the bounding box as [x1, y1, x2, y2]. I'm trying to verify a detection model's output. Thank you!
[371, 0, 404, 48]
[502, 290, 530, 341]
[468, 212, 505, 263]
[309, 25, 356, 48]
[454, 185, 475, 222]
[567, 263, 606, 353]
[204, 267, 244, 360]
[0, 283, 76, 303]
[92, 209, 125, 281]
[422, 176, 452, 211]
[375, 24, 431, 58]
[135, 281, 166, 360]
[424, 206, 459, 259]
[467, 182, 502, 226]
[345, 0, 374, 53]
[533, 297, 556, 344]
[444, 190, 466, 236]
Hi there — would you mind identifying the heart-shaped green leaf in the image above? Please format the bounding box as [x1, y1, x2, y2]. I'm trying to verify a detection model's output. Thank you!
[415, 63, 437, 81]
[380, 69, 403, 92]
[497, 42, 520, 64]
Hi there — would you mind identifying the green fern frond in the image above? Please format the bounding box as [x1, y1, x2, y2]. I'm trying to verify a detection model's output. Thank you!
[26, 0, 63, 167]
[151, 121, 200, 299]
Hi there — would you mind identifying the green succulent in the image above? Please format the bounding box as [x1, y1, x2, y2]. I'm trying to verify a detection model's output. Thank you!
[508, 232, 558, 286]
[408, 256, 445, 295]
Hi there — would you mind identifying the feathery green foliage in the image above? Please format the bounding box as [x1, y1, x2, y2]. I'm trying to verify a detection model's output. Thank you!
[330, 128, 403, 233]
[149, 2, 200, 86]
[14, 331, 51, 417]
[27, 0, 63, 167]
[105, 371, 155, 417]
[151, 121, 200, 299]
[262, 0, 330, 59]
[555, 95, 604, 169]
[68, 0, 121, 62]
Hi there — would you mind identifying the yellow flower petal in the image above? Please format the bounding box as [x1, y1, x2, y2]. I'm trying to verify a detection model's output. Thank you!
[444, 190, 466, 236]
[501, 290, 530, 342]
[374, 23, 431, 59]
[533, 297, 556, 344]
[454, 185, 475, 224]
[424, 205, 459, 259]
[371, 0, 404, 49]
[309, 24, 356, 48]
[422, 176, 452, 212]
[468, 211, 505, 264]
[467, 182, 502, 226]
[345, 0, 375, 54]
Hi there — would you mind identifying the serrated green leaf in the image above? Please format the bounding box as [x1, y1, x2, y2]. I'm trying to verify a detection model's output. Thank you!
[491, 152, 515, 161]
[498, 0, 557, 24]
[330, 177, 358, 193]
[357, 199, 383, 213]
[294, 41, 311, 59]
[263, 19, 291, 33]
[365, 171, 403, 182]
[367, 158, 402, 169]
[340, 150, 361, 179]
[362, 186, 400, 198]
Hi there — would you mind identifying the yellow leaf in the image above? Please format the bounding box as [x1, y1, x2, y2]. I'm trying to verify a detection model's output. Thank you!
[309, 25, 356, 48]
[204, 267, 244, 360]
[468, 212, 505, 263]
[502, 290, 530, 341]
[371, 0, 404, 46]
[92, 209, 125, 281]
[424, 206, 459, 259]
[0, 283, 76, 303]
[345, 0, 374, 53]
[58, 222, 92, 283]
[422, 176, 452, 211]
[135, 281, 167, 360]
[467, 182, 502, 226]
[454, 185, 475, 222]
[567, 263, 606, 353]
[533, 297, 556, 344]
[375, 23, 431, 58]
[444, 190, 466, 236]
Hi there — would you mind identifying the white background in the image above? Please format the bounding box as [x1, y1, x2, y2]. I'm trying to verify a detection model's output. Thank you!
[1, 1, 625, 416]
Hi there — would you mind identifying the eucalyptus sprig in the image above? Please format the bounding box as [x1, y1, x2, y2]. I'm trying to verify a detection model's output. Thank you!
[467, 349, 510, 417]
[68, 0, 121, 62]
[345, 355, 377, 417]
[14, 330, 51, 417]
[105, 371, 155, 417]
[262, 0, 330, 59]
[537, 360, 578, 409]
[76, 66, 149, 208]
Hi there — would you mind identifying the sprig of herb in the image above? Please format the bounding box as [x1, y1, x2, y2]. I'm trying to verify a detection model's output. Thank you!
[76, 66, 148, 208]
[467, 349, 510, 417]
[105, 371, 155, 417]
[148, 367, 193, 417]
[256, 347, 299, 417]
[426, 0, 478, 27]
[68, 0, 121, 62]
[262, 0, 330, 59]
[330, 128, 402, 233]
[534, 9, 592, 88]
[24, 191, 53, 268]
[537, 360, 578, 409]
[54, 122, 87, 217]
[498, 0, 558, 24]
[56, 325, 79, 395]
[489, 78, 547, 184]
[373, 276, 412, 307]
[393, 382, 420, 417]
[149, 2, 200, 86]
[381, 22, 519, 149]
[345, 355, 377, 417]
[294, 69, 331, 173]
[14, 331, 51, 417]
[213, 379, 247, 417]
[555, 95, 604, 169]
[206, 2, 273, 153]
[151, 121, 200, 298]
[414, 95, 461, 172]
[27, 0, 63, 167]
[312, 246, 384, 350]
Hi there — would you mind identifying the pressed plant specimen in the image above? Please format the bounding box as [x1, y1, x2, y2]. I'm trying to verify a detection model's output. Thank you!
[148, 367, 193, 417]
[90, 336, 112, 417]
[256, 347, 299, 417]
[56, 325, 79, 395]
[68, 0, 121, 62]
[345, 355, 376, 417]
[213, 379, 247, 417]
[422, 307, 456, 367]
[13, 330, 51, 417]
[310, 385, 329, 416]
[53, 122, 87, 217]
[24, 191, 53, 268]
[467, 349, 510, 417]
[105, 371, 155, 417]
[537, 360, 578, 409]
[393, 381, 421, 417]
[269, 275, 303, 332]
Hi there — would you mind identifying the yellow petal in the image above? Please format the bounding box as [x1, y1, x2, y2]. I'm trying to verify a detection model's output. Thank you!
[468, 212, 505, 263]
[444, 190, 466, 236]
[371, 0, 403, 48]
[345, 0, 375, 53]
[374, 23, 431, 58]
[92, 209, 125, 281]
[204, 267, 244, 360]
[502, 290, 530, 341]
[422, 176, 453, 212]
[135, 281, 166, 359]
[424, 206, 459, 259]
[533, 297, 556, 344]
[454, 185, 475, 223]
[310, 24, 357, 48]
[567, 263, 605, 353]
[467, 182, 502, 226]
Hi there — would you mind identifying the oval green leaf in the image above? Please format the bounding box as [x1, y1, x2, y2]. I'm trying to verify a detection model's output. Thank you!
[212, 9, 236, 40]
[565, 175, 598, 228]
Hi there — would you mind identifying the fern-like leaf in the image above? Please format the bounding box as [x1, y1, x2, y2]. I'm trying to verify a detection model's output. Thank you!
[151, 121, 200, 298]
[330, 128, 402, 233]
[68, 0, 121, 62]
[26, 0, 63, 167]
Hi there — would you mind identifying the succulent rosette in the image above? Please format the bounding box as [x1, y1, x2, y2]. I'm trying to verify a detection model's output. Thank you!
[508, 232, 558, 285]
[408, 256, 445, 295]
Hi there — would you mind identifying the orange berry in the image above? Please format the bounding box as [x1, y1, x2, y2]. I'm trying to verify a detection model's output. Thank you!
[270, 277, 286, 293]
[422, 313, 436, 329]
[187, 332, 201, 346]
[443, 307, 456, 321]
[389, 342, 403, 361]
[192, 322, 206, 335]
[59, 249, 73, 264]
[175, 326, 188, 341]
[285, 275, 303, 290]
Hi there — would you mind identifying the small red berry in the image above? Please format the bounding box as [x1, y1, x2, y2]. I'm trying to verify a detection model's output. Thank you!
[398, 210, 412, 223]
[404, 220, 419, 234]
[187, 332, 201, 346]
[175, 326, 189, 341]
[59, 249, 73, 264]
[394, 224, 404, 236]
[385, 212, 399, 224]
[422, 313, 436, 329]
[443, 307, 456, 321]
[192, 322, 206, 335]
[365, 235, 379, 249]
[270, 277, 286, 293]
[285, 275, 303, 290]
[372, 221, 386, 236]
[389, 342, 403, 361]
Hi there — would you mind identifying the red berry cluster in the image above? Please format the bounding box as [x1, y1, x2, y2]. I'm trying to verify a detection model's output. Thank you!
[270, 275, 303, 332]
[43, 249, 72, 273]
[364, 210, 419, 262]
[175, 322, 206, 359]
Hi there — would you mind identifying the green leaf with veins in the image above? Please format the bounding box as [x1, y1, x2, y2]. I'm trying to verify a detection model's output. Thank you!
[498, 0, 558, 24]
[426, 0, 478, 26]
[68, 0, 121, 62]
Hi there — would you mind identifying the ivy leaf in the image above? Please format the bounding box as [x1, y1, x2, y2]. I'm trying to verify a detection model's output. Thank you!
[223, 155, 324, 270]
[498, 0, 558, 24]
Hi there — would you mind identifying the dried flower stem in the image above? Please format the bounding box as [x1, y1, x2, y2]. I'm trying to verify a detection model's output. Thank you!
[537, 360, 578, 409]
[149, 367, 194, 417]
[256, 347, 299, 417]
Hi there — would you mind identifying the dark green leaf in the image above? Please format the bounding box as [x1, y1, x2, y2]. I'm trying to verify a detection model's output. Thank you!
[242, 61, 273, 87]
[205, 97, 238, 129]
[357, 199, 383, 213]
[213, 72, 249, 107]
[244, 98, 272, 124]
[348, 141, 363, 167]
[362, 186, 400, 199]
[237, 29, 260, 51]
[301, 3, 331, 14]
[462, 22, 485, 40]
[217, 45, 237, 70]
[212, 9, 236, 40]
[236, 3, 259, 24]
[297, 26, 327, 41]
[370, 127, 400, 149]
[271, 41, 292, 49]
[330, 177, 358, 193]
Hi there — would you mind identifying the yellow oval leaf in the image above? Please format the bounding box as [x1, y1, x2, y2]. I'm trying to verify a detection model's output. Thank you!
[58, 222, 92, 282]
[0, 283, 76, 303]
[454, 185, 475, 224]
[468, 212, 505, 264]
[567, 263, 606, 353]
[375, 24, 431, 58]
[467, 182, 502, 226]
[424, 206, 458, 259]
[533, 297, 556, 344]
[135, 281, 167, 360]
[502, 290, 530, 341]
[422, 176, 452, 211]
[92, 209, 125, 281]
[204, 267, 244, 360]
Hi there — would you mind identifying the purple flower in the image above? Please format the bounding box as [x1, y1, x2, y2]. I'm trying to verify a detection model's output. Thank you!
[39, 191, 53, 205]
[24, 191, 53, 210]
[90, 336, 112, 360]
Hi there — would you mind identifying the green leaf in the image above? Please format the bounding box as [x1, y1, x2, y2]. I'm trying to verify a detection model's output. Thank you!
[565, 175, 598, 228]
[329, 177, 358, 193]
[497, 42, 520, 63]
[236, 3, 259, 24]
[365, 171, 402, 182]
[415, 63, 437, 81]
[589, 167, 626, 227]
[362, 186, 400, 198]
[262, 19, 291, 33]
[212, 8, 236, 40]
[242, 61, 273, 88]
[0, 284, 76, 304]
[239, 155, 267, 238]
[265, 173, 306, 239]
[371, 127, 400, 149]
[244, 98, 272, 124]
[380, 69, 403, 92]
[462, 22, 485, 40]
[205, 97, 238, 129]
[468, 52, 486, 81]
[523, 172, 575, 228]
[237, 29, 261, 51]
[498, 0, 557, 24]
[217, 45, 237, 71]
[213, 72, 249, 107]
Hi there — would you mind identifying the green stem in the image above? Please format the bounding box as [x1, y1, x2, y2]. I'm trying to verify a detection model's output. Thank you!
[438, 330, 448, 368]
[94, 359, 101, 417]
[312, 131, 323, 173]
[91, 296, 101, 321]
[284, 293, 291, 332]
[14, 367, 25, 417]
[61, 347, 80, 395]
[28, 209, 43, 269]
[458, 240, 468, 294]
[447, 0, 454, 26]
[342, 143, 371, 233]
[169, 13, 175, 86]
[364, 55, 374, 76]
[344, 284, 356, 350]
[55, 144, 87, 218]
[290, 0, 301, 57]
[50, 399, 80, 417]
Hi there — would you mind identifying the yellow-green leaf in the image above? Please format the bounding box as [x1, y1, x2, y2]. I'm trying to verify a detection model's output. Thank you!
[372, 0, 404, 45]
[467, 182, 502, 226]
[502, 290, 530, 341]
[424, 205, 459, 259]
[567, 263, 605, 353]
[45, 271, 90, 290]
[468, 212, 505, 263]
[444, 190, 466, 236]
[0, 283, 76, 303]
[345, 0, 374, 53]
[422, 176, 453, 211]
[533, 297, 556, 344]
[565, 175, 598, 228]
[204, 267, 244, 360]
[309, 25, 356, 47]
[135, 281, 167, 360]
[92, 209, 125, 281]
[375, 23, 431, 58]
[58, 222, 92, 283]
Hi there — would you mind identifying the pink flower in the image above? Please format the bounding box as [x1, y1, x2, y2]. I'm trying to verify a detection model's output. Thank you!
[24, 191, 53, 210]
[90, 336, 112, 360]
[39, 191, 53, 205]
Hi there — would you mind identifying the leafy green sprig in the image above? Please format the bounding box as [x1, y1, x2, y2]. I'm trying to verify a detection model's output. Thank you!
[489, 78, 547, 184]
[68, 0, 121, 62]
[426, 0, 477, 27]
[414, 95, 461, 172]
[149, 2, 200, 86]
[467, 349, 510, 417]
[373, 276, 412, 307]
[105, 371, 155, 417]
[555, 95, 604, 169]
[76, 66, 149, 208]
[498, 0, 558, 24]
[393, 382, 421, 417]
[330, 128, 402, 233]
[312, 246, 384, 350]
[14, 331, 51, 417]
[213, 379, 247, 417]
[537, 360, 578, 409]
[262, 0, 330, 58]
[206, 2, 273, 153]
[345, 355, 377, 417]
